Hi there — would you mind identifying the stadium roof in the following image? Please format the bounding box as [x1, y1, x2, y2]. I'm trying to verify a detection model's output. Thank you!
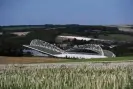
[23, 39, 116, 59]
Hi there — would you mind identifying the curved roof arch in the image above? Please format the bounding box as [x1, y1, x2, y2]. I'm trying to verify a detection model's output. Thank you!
[66, 44, 104, 56]
[23, 39, 116, 58]
[30, 39, 66, 54]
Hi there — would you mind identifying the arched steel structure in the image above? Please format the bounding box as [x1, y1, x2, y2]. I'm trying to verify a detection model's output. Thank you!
[103, 50, 116, 57]
[23, 39, 66, 56]
[30, 39, 65, 53]
[23, 39, 116, 59]
[66, 44, 104, 56]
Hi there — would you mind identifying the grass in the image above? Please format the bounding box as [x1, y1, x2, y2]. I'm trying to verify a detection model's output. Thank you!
[98, 34, 133, 41]
[0, 65, 133, 89]
[0, 56, 133, 64]
[60, 56, 133, 63]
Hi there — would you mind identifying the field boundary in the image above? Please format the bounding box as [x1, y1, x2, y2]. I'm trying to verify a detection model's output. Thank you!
[0, 56, 133, 64]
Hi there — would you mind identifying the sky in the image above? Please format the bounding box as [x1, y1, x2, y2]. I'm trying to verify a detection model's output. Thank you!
[0, 0, 133, 26]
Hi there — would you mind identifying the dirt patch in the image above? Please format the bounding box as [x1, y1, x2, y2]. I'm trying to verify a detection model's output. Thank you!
[0, 57, 64, 64]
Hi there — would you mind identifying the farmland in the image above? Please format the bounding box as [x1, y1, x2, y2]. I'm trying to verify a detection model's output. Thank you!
[0, 57, 133, 89]
[0, 64, 133, 89]
[0, 56, 133, 64]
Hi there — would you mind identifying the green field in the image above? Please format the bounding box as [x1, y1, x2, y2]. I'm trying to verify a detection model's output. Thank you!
[98, 34, 133, 41]
[56, 56, 133, 63]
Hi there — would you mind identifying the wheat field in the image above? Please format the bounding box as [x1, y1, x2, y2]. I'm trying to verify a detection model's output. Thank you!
[0, 65, 133, 89]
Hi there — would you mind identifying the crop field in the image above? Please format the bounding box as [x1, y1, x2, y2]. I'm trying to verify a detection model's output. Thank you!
[0, 64, 133, 89]
[0, 56, 133, 89]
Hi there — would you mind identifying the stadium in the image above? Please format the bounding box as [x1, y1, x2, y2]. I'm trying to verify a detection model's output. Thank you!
[23, 39, 116, 59]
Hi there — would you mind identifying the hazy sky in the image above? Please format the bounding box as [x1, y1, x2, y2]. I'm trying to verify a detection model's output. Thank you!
[0, 0, 133, 26]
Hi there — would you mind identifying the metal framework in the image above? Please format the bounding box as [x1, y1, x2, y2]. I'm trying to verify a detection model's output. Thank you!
[23, 39, 116, 58]
[66, 44, 104, 56]
[103, 50, 116, 57]
[30, 39, 66, 54]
